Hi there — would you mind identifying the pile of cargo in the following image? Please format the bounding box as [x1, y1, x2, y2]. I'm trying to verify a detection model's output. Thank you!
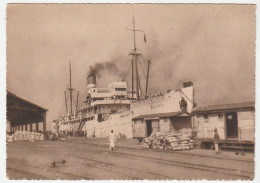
[141, 132, 195, 151]
[6, 131, 44, 142]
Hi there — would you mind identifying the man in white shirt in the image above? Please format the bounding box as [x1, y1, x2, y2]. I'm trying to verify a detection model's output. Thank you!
[109, 130, 116, 151]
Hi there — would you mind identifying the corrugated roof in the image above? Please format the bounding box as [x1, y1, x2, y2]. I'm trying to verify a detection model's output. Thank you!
[7, 91, 48, 111]
[133, 111, 191, 120]
[193, 101, 254, 113]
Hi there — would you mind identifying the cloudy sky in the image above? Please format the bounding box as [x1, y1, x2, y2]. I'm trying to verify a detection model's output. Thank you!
[7, 4, 255, 129]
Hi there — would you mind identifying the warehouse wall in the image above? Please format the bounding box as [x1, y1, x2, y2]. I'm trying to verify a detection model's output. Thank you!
[132, 119, 146, 138]
[159, 118, 171, 133]
[196, 113, 225, 140]
[238, 110, 255, 142]
[170, 117, 192, 134]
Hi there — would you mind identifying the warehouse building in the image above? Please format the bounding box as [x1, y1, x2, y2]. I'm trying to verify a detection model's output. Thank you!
[7, 91, 48, 134]
[132, 111, 192, 138]
[192, 101, 255, 151]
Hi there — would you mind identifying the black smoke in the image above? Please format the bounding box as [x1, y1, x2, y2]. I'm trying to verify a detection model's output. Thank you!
[87, 53, 128, 87]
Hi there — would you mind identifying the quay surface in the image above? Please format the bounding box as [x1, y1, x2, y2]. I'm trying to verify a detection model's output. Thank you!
[6, 138, 254, 180]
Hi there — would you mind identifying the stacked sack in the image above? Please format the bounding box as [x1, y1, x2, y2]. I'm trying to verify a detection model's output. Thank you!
[6, 134, 14, 142]
[7, 131, 44, 142]
[141, 132, 195, 151]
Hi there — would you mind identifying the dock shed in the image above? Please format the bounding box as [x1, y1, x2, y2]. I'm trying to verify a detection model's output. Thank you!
[7, 91, 48, 134]
[192, 102, 255, 150]
[132, 111, 192, 139]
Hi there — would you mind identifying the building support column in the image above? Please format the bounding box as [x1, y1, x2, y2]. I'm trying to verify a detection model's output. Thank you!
[43, 113, 47, 139]
[10, 123, 12, 133]
[36, 122, 39, 132]
[30, 123, 33, 132]
[25, 123, 28, 131]
[21, 125, 23, 131]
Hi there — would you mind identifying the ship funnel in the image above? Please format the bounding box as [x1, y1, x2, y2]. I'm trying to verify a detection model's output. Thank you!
[183, 81, 193, 88]
[87, 75, 96, 88]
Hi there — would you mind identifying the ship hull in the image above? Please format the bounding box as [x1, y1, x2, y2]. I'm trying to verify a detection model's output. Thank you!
[57, 85, 194, 139]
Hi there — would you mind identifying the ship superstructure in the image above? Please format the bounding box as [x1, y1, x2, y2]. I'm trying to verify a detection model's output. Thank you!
[58, 74, 133, 133]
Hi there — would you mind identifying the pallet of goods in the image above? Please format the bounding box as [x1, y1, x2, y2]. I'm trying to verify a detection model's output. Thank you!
[7, 131, 44, 142]
[141, 132, 195, 151]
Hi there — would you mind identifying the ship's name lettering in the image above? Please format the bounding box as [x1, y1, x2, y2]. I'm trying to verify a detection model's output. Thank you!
[102, 114, 110, 118]
[150, 103, 164, 109]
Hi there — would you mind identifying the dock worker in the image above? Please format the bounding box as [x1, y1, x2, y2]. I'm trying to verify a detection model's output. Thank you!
[179, 97, 187, 111]
[214, 128, 220, 154]
[109, 130, 116, 151]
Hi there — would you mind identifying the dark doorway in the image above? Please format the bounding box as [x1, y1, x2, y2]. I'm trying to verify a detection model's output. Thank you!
[226, 112, 238, 138]
[146, 120, 152, 137]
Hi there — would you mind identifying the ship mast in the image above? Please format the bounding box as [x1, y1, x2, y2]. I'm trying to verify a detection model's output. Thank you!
[68, 63, 74, 115]
[125, 15, 145, 101]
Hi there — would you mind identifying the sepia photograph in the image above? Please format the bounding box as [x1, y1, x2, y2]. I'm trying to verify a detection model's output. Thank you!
[5, 3, 256, 180]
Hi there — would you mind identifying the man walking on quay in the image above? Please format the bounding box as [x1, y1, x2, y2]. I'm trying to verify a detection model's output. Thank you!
[109, 130, 116, 151]
[214, 128, 220, 154]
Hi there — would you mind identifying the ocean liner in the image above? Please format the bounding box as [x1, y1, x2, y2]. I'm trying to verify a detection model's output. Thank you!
[53, 17, 195, 139]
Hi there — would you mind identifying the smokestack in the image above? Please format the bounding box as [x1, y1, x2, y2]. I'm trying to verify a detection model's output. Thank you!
[183, 81, 193, 88]
[87, 75, 96, 88]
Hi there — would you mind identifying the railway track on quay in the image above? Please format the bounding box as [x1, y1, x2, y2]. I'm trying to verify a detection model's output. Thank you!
[7, 140, 254, 180]
[7, 163, 92, 180]
[76, 140, 254, 163]
[63, 141, 254, 179]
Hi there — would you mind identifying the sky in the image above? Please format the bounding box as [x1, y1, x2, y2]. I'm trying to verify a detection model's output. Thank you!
[6, 4, 255, 130]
